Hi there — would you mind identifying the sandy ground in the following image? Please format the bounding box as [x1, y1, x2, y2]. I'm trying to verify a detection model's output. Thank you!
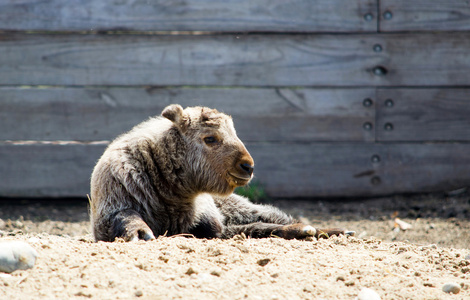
[0, 191, 469, 299]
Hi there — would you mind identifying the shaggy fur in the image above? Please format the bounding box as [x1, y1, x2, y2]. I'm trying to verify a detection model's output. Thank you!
[90, 104, 346, 242]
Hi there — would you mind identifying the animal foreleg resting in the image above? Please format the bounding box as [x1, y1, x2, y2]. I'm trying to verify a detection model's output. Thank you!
[108, 209, 156, 242]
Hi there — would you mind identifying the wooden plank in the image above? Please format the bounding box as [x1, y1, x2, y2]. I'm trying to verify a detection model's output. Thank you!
[0, 0, 377, 33]
[250, 143, 470, 197]
[371, 33, 470, 86]
[380, 0, 470, 32]
[0, 143, 105, 197]
[0, 87, 375, 142]
[0, 33, 381, 86]
[1, 143, 469, 198]
[377, 89, 470, 142]
[1, 33, 470, 86]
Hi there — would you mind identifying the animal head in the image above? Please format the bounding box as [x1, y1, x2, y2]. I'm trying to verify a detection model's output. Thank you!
[162, 104, 254, 195]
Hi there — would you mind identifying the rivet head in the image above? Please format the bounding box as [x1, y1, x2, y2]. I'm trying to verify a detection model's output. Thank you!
[371, 176, 381, 186]
[363, 98, 373, 107]
[383, 11, 393, 20]
[364, 13, 373, 21]
[385, 99, 394, 107]
[384, 123, 394, 131]
[373, 44, 383, 52]
[363, 122, 373, 131]
[371, 155, 381, 163]
[373, 66, 388, 76]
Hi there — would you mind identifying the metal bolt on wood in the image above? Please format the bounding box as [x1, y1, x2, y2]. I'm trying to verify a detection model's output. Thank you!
[373, 66, 387, 76]
[363, 122, 373, 131]
[363, 98, 373, 107]
[383, 11, 393, 20]
[371, 155, 381, 163]
[385, 99, 394, 107]
[363, 13, 373, 21]
[384, 123, 394, 131]
[373, 66, 386, 75]
[373, 44, 382, 52]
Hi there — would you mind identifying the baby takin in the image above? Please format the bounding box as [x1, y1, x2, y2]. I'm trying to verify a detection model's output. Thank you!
[90, 104, 349, 242]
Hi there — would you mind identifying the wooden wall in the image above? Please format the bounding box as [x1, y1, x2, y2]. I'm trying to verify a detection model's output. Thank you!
[1, 0, 469, 198]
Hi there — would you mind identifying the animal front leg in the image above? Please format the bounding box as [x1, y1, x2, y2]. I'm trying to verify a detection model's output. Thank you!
[108, 209, 156, 242]
[214, 194, 293, 226]
[222, 223, 354, 240]
[221, 223, 317, 239]
[315, 228, 355, 238]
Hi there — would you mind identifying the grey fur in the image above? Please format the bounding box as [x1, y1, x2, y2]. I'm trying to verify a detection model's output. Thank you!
[90, 104, 345, 242]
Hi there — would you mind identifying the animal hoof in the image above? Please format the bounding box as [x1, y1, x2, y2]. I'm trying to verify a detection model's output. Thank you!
[142, 231, 156, 241]
[126, 228, 156, 242]
[136, 229, 155, 241]
[302, 225, 317, 236]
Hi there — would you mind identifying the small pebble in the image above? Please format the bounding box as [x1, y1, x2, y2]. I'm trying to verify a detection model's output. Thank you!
[355, 287, 381, 300]
[135, 290, 143, 297]
[0, 241, 38, 273]
[394, 218, 412, 230]
[185, 267, 197, 275]
[257, 258, 271, 267]
[442, 282, 460, 294]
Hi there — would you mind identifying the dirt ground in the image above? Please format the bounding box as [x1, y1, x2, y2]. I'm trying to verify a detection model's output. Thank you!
[0, 191, 469, 299]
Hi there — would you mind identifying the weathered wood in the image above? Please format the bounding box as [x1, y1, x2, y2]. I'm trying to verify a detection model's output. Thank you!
[377, 89, 470, 142]
[251, 142, 470, 197]
[0, 0, 377, 33]
[1, 33, 470, 86]
[0, 34, 379, 86]
[1, 143, 469, 198]
[0, 143, 104, 197]
[0, 87, 375, 142]
[380, 0, 470, 32]
[372, 33, 470, 86]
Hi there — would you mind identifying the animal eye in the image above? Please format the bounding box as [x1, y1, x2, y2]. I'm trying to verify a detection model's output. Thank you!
[203, 136, 217, 145]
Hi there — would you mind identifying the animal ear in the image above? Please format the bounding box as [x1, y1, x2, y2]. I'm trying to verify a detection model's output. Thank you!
[162, 104, 184, 123]
[162, 104, 189, 131]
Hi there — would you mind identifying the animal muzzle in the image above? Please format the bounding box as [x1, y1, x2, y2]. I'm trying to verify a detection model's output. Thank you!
[228, 145, 254, 186]
[239, 162, 254, 177]
[232, 153, 254, 181]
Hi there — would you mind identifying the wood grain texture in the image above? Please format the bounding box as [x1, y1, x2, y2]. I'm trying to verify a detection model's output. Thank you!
[251, 143, 470, 197]
[0, 87, 375, 142]
[0, 143, 103, 197]
[0, 34, 381, 86]
[1, 33, 470, 86]
[377, 89, 470, 142]
[1, 143, 469, 198]
[372, 33, 470, 86]
[0, 0, 377, 32]
[380, 0, 470, 32]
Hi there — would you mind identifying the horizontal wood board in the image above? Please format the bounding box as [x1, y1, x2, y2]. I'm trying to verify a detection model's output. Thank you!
[0, 0, 377, 33]
[1, 143, 469, 198]
[377, 89, 470, 142]
[380, 0, 470, 32]
[1, 33, 470, 86]
[0, 87, 375, 142]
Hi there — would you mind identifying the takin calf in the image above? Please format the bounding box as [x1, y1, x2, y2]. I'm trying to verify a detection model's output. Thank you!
[90, 104, 350, 242]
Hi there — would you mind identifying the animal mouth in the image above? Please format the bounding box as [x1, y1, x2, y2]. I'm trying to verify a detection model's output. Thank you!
[228, 172, 252, 184]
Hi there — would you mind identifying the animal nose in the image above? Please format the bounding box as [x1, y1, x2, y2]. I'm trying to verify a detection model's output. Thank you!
[240, 163, 254, 176]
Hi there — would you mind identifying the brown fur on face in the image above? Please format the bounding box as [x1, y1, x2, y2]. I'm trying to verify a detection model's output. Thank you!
[90, 104, 351, 242]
